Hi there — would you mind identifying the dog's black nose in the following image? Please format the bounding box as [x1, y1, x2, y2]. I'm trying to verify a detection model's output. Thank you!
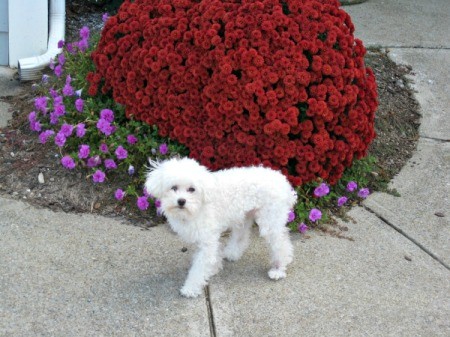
[178, 198, 186, 207]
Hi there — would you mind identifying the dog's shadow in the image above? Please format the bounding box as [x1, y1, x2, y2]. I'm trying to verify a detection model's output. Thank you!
[114, 227, 285, 305]
[116, 248, 268, 305]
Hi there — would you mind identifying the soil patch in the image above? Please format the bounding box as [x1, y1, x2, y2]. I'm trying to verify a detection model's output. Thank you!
[0, 4, 421, 229]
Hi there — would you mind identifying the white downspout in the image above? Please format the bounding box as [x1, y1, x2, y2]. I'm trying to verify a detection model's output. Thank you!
[18, 0, 65, 81]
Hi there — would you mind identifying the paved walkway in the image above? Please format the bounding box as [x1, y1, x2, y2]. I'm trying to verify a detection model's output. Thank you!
[1, 0, 449, 336]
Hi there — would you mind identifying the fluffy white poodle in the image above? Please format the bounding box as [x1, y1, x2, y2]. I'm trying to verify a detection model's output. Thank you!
[145, 157, 297, 298]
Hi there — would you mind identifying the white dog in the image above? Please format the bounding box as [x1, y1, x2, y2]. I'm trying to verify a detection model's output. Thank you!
[145, 157, 297, 298]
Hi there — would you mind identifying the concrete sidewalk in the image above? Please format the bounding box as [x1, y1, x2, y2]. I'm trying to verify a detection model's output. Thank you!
[1, 0, 449, 336]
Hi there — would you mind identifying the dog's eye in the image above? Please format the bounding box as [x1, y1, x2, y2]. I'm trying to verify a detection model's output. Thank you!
[171, 186, 178, 191]
[188, 187, 195, 193]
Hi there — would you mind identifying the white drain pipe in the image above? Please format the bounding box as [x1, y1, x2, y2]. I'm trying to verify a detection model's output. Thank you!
[18, 0, 65, 81]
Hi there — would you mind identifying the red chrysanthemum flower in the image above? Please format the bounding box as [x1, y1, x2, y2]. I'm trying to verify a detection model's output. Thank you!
[88, 0, 377, 186]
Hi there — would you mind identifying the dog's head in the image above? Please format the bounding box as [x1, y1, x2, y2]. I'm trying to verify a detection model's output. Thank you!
[145, 157, 215, 220]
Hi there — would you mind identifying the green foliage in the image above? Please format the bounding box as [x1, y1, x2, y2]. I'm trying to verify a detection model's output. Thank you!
[289, 155, 382, 232]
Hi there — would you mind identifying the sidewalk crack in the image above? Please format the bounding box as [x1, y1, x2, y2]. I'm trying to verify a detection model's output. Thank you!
[420, 136, 450, 143]
[368, 45, 450, 50]
[204, 285, 217, 337]
[363, 205, 450, 271]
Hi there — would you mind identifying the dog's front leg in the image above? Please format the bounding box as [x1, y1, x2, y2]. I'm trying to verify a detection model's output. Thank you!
[180, 238, 221, 298]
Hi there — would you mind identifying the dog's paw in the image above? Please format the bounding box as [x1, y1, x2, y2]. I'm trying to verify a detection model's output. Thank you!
[223, 248, 242, 262]
[223, 252, 240, 262]
[268, 268, 286, 280]
[180, 285, 203, 298]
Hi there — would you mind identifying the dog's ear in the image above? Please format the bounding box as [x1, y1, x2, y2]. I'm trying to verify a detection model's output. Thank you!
[145, 159, 164, 198]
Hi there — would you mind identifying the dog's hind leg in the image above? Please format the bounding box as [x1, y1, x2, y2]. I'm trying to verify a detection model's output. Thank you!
[222, 217, 253, 262]
[256, 208, 293, 280]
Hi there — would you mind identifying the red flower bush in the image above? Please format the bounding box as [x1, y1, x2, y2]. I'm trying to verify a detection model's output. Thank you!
[88, 0, 377, 186]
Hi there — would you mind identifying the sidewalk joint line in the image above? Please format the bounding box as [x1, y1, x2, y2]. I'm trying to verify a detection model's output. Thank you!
[368, 45, 450, 50]
[204, 285, 217, 337]
[420, 136, 450, 143]
[363, 205, 450, 271]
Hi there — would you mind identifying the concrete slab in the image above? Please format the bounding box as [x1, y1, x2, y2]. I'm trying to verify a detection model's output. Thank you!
[0, 67, 22, 98]
[365, 138, 450, 267]
[387, 49, 450, 141]
[344, 0, 450, 48]
[0, 101, 12, 128]
[0, 197, 210, 337]
[0, 67, 22, 129]
[210, 207, 450, 337]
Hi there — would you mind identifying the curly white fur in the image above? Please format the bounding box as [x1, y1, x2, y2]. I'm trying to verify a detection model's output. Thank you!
[145, 157, 297, 298]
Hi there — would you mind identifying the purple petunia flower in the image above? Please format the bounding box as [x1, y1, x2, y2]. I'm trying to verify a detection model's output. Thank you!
[78, 38, 89, 52]
[63, 83, 74, 96]
[75, 98, 84, 112]
[96, 118, 115, 136]
[28, 111, 37, 123]
[100, 109, 114, 123]
[155, 199, 163, 216]
[78, 144, 90, 159]
[314, 183, 330, 198]
[127, 134, 138, 145]
[159, 143, 168, 155]
[30, 120, 41, 132]
[102, 13, 109, 23]
[34, 96, 47, 112]
[61, 155, 75, 169]
[92, 170, 106, 183]
[309, 208, 322, 222]
[54, 104, 66, 117]
[137, 196, 149, 211]
[99, 143, 109, 153]
[104, 159, 117, 170]
[55, 132, 66, 147]
[115, 189, 125, 201]
[57, 40, 65, 48]
[49, 88, 58, 98]
[49, 112, 59, 125]
[337, 196, 348, 207]
[66, 42, 75, 54]
[143, 188, 151, 198]
[54, 64, 63, 77]
[76, 123, 86, 138]
[60, 123, 74, 137]
[298, 223, 309, 234]
[39, 130, 55, 144]
[87, 155, 102, 168]
[346, 181, 358, 192]
[53, 95, 63, 107]
[58, 53, 65, 66]
[115, 146, 128, 160]
[41, 74, 49, 83]
[287, 210, 295, 222]
[358, 188, 370, 199]
[80, 26, 90, 40]
[128, 165, 135, 175]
